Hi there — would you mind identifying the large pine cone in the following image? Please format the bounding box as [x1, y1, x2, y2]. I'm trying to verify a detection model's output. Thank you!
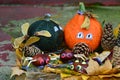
[101, 23, 116, 51]
[112, 46, 120, 67]
[22, 45, 42, 57]
[116, 27, 120, 47]
[72, 42, 90, 61]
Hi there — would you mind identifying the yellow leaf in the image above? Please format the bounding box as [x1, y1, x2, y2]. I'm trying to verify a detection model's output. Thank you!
[60, 73, 72, 79]
[13, 36, 25, 49]
[25, 36, 40, 46]
[87, 76, 101, 80]
[99, 59, 112, 74]
[15, 48, 23, 60]
[81, 74, 89, 80]
[34, 30, 51, 37]
[113, 24, 120, 38]
[86, 58, 100, 75]
[62, 76, 83, 80]
[21, 23, 30, 35]
[113, 73, 120, 77]
[11, 67, 25, 78]
[99, 73, 120, 78]
[81, 16, 90, 29]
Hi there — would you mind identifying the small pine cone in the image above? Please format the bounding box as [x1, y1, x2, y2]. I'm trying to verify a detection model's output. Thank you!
[101, 23, 116, 51]
[22, 45, 41, 57]
[116, 27, 120, 46]
[112, 46, 120, 67]
[72, 42, 90, 61]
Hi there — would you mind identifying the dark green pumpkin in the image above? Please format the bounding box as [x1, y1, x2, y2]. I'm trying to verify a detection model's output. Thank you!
[27, 14, 64, 52]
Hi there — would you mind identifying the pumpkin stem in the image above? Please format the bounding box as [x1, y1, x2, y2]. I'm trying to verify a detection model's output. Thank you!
[79, 2, 86, 14]
[44, 13, 51, 21]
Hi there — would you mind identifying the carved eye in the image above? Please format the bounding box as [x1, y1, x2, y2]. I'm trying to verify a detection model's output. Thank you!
[86, 33, 93, 39]
[67, 53, 73, 58]
[76, 65, 82, 71]
[77, 32, 84, 38]
[61, 53, 66, 58]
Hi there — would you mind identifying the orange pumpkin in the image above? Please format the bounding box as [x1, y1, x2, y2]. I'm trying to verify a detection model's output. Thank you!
[64, 3, 102, 51]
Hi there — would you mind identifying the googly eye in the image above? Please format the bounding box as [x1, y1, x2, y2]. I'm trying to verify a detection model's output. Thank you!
[46, 58, 50, 64]
[82, 61, 86, 64]
[69, 65, 74, 70]
[61, 53, 66, 58]
[77, 32, 84, 38]
[86, 33, 93, 39]
[76, 65, 82, 71]
[39, 58, 44, 65]
[67, 53, 73, 58]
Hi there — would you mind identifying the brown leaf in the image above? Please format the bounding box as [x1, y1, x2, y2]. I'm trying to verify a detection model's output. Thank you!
[86, 58, 100, 75]
[99, 59, 112, 74]
[15, 73, 26, 80]
[62, 76, 83, 80]
[87, 76, 101, 80]
[11, 67, 25, 78]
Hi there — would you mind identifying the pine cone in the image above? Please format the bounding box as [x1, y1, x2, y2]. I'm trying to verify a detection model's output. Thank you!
[112, 46, 120, 67]
[22, 45, 42, 57]
[101, 23, 116, 51]
[116, 27, 120, 46]
[72, 42, 90, 61]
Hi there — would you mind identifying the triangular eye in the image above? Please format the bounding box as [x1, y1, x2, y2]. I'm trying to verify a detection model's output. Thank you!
[77, 32, 84, 38]
[86, 33, 93, 39]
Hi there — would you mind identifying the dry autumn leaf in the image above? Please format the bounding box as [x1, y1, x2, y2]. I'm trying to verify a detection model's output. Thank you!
[81, 16, 90, 29]
[99, 59, 112, 74]
[60, 73, 72, 79]
[21, 22, 30, 36]
[62, 76, 83, 80]
[34, 30, 51, 37]
[86, 58, 100, 75]
[113, 24, 120, 38]
[15, 48, 23, 60]
[25, 36, 40, 46]
[11, 67, 26, 78]
[13, 36, 25, 49]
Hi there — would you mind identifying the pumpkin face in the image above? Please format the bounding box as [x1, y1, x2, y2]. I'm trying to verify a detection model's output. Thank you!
[27, 19, 64, 52]
[64, 13, 102, 51]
